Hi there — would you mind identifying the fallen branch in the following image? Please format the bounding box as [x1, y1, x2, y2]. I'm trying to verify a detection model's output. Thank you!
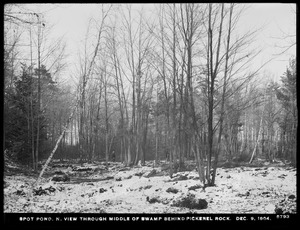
[27, 5, 112, 196]
[32, 108, 76, 189]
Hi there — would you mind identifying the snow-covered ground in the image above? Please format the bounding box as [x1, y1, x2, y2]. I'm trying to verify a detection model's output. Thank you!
[4, 161, 296, 213]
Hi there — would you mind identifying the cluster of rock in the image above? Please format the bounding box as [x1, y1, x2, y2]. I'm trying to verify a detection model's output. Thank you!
[275, 194, 297, 214]
[146, 192, 208, 210]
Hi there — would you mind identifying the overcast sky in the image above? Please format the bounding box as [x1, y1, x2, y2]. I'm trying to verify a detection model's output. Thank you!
[18, 3, 296, 83]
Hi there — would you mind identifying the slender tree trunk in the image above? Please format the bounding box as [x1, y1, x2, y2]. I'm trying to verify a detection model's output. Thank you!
[104, 75, 109, 166]
[212, 3, 232, 185]
[112, 32, 125, 163]
[155, 82, 159, 166]
[206, 3, 225, 185]
[30, 70, 35, 171]
[155, 123, 159, 165]
[142, 112, 149, 165]
[89, 98, 94, 162]
[206, 3, 214, 185]
[171, 4, 178, 168]
[35, 18, 42, 171]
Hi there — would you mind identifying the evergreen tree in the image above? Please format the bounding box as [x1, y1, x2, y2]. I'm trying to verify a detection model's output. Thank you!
[4, 64, 55, 165]
[276, 58, 297, 165]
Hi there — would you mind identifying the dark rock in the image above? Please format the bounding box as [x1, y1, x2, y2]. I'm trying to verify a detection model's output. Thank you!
[146, 196, 160, 204]
[197, 199, 208, 209]
[288, 194, 296, 200]
[172, 193, 208, 210]
[52, 173, 70, 182]
[275, 207, 283, 214]
[116, 177, 122, 181]
[226, 175, 231, 179]
[99, 188, 107, 193]
[166, 187, 179, 194]
[14, 189, 26, 196]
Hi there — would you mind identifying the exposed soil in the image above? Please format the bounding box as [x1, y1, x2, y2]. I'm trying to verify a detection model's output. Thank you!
[4, 159, 296, 213]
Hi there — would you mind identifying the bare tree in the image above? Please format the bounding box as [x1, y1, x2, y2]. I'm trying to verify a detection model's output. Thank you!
[120, 5, 155, 166]
[32, 5, 112, 188]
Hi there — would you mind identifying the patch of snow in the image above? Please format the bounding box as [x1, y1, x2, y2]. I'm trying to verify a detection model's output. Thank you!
[4, 161, 297, 213]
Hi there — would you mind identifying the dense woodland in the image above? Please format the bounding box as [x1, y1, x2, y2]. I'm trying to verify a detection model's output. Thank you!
[4, 4, 297, 188]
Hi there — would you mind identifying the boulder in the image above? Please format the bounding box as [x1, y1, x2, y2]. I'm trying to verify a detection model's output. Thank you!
[99, 188, 107, 193]
[146, 196, 160, 204]
[52, 173, 70, 182]
[288, 194, 296, 200]
[166, 187, 179, 194]
[172, 193, 208, 210]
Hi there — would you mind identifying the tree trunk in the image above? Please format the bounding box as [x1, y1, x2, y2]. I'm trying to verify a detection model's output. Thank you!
[104, 76, 109, 166]
[35, 20, 42, 172]
[249, 115, 263, 163]
[212, 3, 232, 185]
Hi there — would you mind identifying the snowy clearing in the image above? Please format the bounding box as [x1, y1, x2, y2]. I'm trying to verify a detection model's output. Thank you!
[4, 160, 296, 213]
